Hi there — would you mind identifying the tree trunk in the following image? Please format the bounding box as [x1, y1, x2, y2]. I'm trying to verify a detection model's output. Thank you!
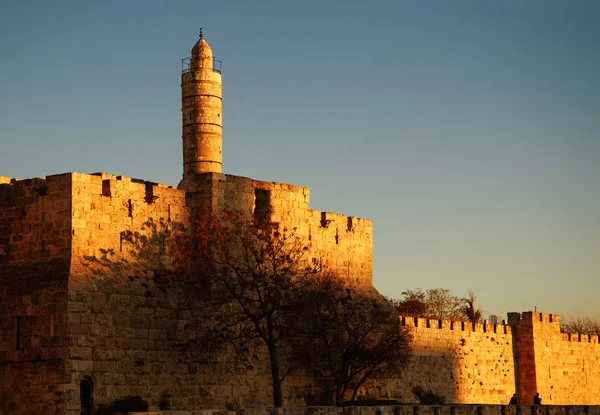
[267, 342, 283, 407]
[336, 381, 347, 407]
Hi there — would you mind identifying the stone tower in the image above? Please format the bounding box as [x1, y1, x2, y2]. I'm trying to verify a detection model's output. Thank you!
[179, 29, 223, 191]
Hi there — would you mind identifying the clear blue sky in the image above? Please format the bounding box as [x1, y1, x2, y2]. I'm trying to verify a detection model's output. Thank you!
[1, 0, 599, 319]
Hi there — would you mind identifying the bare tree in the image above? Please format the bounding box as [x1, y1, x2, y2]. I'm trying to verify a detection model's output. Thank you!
[561, 315, 600, 337]
[426, 288, 464, 320]
[179, 209, 321, 408]
[296, 273, 412, 406]
[460, 290, 483, 323]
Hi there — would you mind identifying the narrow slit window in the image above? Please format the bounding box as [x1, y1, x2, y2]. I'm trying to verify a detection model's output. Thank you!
[13, 316, 21, 350]
[254, 189, 270, 222]
[102, 179, 111, 197]
[80, 376, 93, 415]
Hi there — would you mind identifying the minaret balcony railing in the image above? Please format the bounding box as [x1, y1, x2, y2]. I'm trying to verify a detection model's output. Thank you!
[181, 57, 222, 74]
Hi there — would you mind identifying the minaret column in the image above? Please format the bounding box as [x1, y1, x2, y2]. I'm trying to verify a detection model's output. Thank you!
[180, 29, 223, 189]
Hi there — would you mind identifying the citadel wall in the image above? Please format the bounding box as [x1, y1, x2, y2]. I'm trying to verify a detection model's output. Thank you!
[64, 268, 320, 411]
[0, 169, 372, 413]
[62, 170, 371, 286]
[510, 312, 600, 405]
[0, 174, 73, 414]
[187, 172, 372, 285]
[61, 170, 371, 285]
[61, 171, 370, 411]
[65, 172, 192, 412]
[62, 172, 329, 411]
[374, 316, 516, 404]
[2, 172, 600, 414]
[64, 172, 265, 410]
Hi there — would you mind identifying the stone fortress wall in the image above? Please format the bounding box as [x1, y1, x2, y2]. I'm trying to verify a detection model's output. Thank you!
[0, 171, 372, 413]
[65, 171, 350, 412]
[2, 31, 600, 414]
[378, 312, 600, 406]
[2, 175, 600, 412]
[381, 316, 517, 405]
[509, 312, 600, 406]
[0, 174, 73, 414]
[187, 172, 372, 285]
[1, 170, 372, 282]
[62, 171, 372, 285]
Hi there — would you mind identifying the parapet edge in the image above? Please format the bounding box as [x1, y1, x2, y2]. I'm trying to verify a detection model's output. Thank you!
[399, 315, 512, 335]
[0, 172, 180, 190]
[561, 332, 600, 344]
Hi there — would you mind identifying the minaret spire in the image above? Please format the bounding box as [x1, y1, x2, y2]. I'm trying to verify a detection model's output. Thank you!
[178, 30, 224, 191]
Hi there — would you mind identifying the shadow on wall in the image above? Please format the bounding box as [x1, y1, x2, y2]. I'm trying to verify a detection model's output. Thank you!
[69, 218, 218, 410]
[377, 316, 515, 405]
[77, 218, 186, 284]
[364, 347, 456, 404]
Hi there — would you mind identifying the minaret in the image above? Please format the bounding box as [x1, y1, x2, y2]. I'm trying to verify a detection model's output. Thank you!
[179, 29, 223, 190]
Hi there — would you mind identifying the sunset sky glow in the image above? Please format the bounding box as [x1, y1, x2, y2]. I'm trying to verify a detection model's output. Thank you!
[1, 0, 599, 319]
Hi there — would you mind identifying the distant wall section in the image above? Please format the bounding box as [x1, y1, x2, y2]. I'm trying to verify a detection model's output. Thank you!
[510, 312, 600, 405]
[376, 317, 515, 404]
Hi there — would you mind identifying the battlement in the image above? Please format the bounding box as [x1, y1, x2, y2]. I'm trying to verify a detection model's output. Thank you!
[0, 173, 75, 262]
[0, 171, 191, 265]
[67, 172, 190, 261]
[0, 173, 69, 200]
[507, 311, 561, 325]
[2, 170, 373, 283]
[562, 332, 600, 343]
[83, 172, 182, 200]
[0, 172, 183, 203]
[183, 172, 373, 284]
[400, 315, 512, 335]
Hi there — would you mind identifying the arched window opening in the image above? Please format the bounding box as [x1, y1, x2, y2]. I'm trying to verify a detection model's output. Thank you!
[80, 376, 93, 415]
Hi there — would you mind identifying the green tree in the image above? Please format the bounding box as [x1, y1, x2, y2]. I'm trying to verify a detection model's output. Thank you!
[390, 288, 464, 320]
[387, 289, 427, 317]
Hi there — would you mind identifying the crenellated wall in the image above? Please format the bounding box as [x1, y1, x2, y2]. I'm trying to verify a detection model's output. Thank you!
[509, 312, 600, 405]
[372, 316, 516, 404]
[1, 170, 370, 413]
[0, 174, 72, 262]
[69, 172, 189, 261]
[3, 172, 600, 414]
[186, 172, 372, 285]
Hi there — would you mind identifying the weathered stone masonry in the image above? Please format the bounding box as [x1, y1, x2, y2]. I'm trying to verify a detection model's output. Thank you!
[1, 32, 600, 415]
[0, 174, 73, 414]
[382, 312, 600, 406]
[0, 172, 372, 413]
[509, 312, 600, 405]
[386, 317, 516, 405]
